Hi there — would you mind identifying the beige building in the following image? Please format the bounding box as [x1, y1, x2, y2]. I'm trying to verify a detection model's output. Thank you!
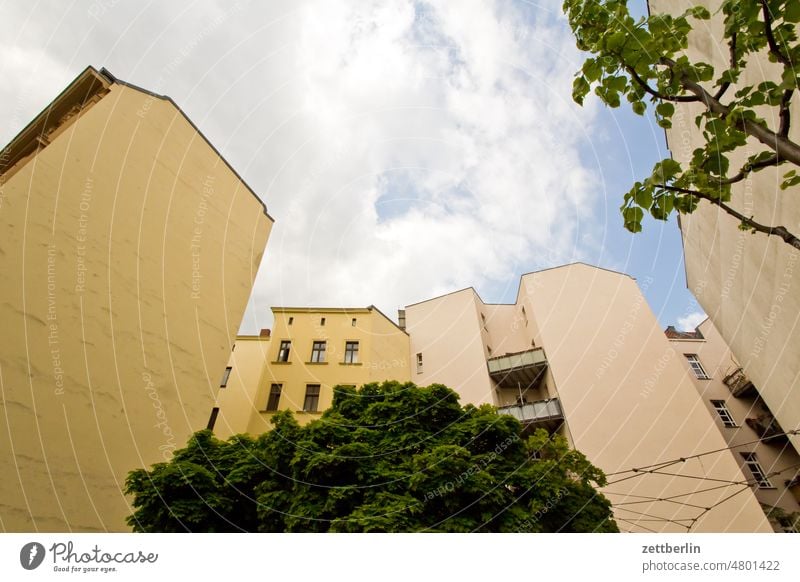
[667, 319, 800, 532]
[404, 263, 773, 532]
[0, 66, 273, 531]
[213, 306, 409, 438]
[649, 0, 800, 454]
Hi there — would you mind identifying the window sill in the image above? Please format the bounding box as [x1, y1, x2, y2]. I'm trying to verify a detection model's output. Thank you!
[305, 362, 328, 365]
[296, 410, 323, 415]
[272, 361, 292, 365]
[339, 362, 362, 366]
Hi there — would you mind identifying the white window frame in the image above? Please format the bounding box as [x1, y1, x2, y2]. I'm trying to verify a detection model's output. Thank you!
[740, 452, 774, 489]
[711, 400, 737, 427]
[685, 354, 710, 379]
[416, 352, 423, 374]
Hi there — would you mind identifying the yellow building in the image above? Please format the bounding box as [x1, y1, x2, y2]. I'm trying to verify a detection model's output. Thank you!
[213, 306, 409, 438]
[0, 66, 273, 531]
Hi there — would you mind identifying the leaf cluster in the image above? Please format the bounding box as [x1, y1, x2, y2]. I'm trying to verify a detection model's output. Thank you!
[125, 381, 617, 533]
[564, 0, 800, 236]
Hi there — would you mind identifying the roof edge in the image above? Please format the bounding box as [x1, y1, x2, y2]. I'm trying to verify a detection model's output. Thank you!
[99, 67, 272, 220]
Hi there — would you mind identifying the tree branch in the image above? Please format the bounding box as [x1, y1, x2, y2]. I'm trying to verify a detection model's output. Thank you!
[760, 0, 792, 67]
[721, 154, 781, 185]
[779, 89, 793, 137]
[713, 31, 737, 101]
[658, 184, 800, 250]
[623, 64, 700, 103]
[669, 66, 800, 166]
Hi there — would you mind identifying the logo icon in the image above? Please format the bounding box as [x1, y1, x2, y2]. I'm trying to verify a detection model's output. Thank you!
[20, 542, 46, 570]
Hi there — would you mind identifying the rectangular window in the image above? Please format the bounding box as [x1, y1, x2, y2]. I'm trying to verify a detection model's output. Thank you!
[219, 366, 232, 388]
[685, 354, 710, 379]
[266, 383, 282, 412]
[351, 318, 357, 327]
[288, 317, 294, 325]
[320, 317, 326, 326]
[740, 452, 773, 488]
[416, 352, 423, 374]
[711, 400, 736, 427]
[277, 340, 291, 362]
[344, 341, 359, 364]
[304, 384, 321, 412]
[311, 341, 327, 363]
[206, 407, 219, 431]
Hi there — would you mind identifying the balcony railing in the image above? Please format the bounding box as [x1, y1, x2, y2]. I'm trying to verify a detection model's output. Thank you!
[745, 413, 787, 443]
[497, 398, 563, 430]
[487, 347, 547, 389]
[723, 368, 757, 398]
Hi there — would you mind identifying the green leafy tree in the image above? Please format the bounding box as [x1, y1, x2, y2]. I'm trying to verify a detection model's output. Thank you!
[125, 381, 618, 532]
[564, 0, 800, 249]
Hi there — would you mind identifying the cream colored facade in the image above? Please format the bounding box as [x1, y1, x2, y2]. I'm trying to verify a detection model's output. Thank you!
[213, 306, 409, 438]
[404, 263, 773, 532]
[0, 67, 273, 531]
[649, 0, 800, 454]
[668, 318, 800, 532]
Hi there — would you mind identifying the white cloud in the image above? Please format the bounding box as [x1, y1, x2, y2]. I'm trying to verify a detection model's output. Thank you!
[1, 0, 604, 333]
[677, 311, 707, 332]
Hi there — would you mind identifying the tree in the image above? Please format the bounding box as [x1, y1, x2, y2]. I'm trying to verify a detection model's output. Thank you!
[564, 0, 800, 249]
[125, 381, 618, 532]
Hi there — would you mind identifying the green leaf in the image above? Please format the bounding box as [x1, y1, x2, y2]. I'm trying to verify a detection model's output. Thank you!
[608, 75, 627, 93]
[582, 58, 603, 83]
[785, 1, 800, 23]
[632, 101, 646, 115]
[781, 170, 800, 190]
[572, 76, 591, 105]
[656, 102, 675, 118]
[605, 31, 627, 51]
[634, 187, 653, 209]
[688, 6, 711, 20]
[622, 206, 644, 232]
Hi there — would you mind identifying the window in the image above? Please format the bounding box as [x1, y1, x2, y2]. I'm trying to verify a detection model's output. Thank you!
[740, 452, 773, 488]
[206, 407, 219, 431]
[320, 317, 326, 326]
[351, 318, 357, 327]
[522, 305, 528, 327]
[219, 366, 232, 388]
[288, 317, 294, 325]
[266, 384, 282, 412]
[344, 341, 359, 364]
[311, 341, 327, 363]
[277, 340, 291, 362]
[416, 352, 423, 374]
[304, 384, 321, 412]
[711, 400, 736, 427]
[685, 354, 710, 379]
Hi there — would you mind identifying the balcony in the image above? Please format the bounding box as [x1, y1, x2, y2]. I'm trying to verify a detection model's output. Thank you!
[497, 398, 564, 432]
[723, 368, 757, 398]
[745, 413, 788, 443]
[487, 347, 547, 389]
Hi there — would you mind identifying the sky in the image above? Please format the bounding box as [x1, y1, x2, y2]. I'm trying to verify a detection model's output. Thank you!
[0, 0, 706, 333]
